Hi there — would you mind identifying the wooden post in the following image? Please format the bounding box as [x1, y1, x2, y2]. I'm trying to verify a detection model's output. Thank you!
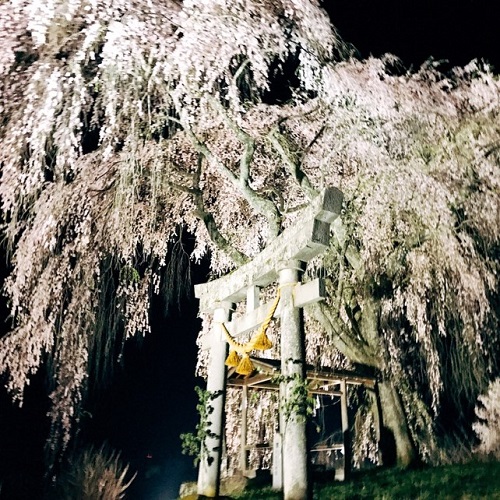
[279, 262, 310, 500]
[339, 379, 351, 481]
[197, 302, 232, 497]
[240, 384, 249, 474]
[239, 286, 258, 475]
[272, 432, 283, 489]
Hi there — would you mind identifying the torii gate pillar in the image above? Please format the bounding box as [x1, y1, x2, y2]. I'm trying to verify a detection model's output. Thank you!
[197, 302, 233, 497]
[279, 262, 309, 500]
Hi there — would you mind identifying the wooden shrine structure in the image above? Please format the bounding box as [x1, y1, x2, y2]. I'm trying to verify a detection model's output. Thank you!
[194, 187, 376, 499]
[227, 358, 378, 483]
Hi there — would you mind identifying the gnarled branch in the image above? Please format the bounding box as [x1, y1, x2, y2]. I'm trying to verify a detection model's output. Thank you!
[173, 110, 281, 238]
[309, 302, 379, 367]
[268, 127, 318, 201]
[167, 158, 249, 267]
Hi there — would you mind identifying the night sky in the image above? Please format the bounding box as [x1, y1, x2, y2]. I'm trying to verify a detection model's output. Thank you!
[0, 2, 499, 500]
[330, 0, 499, 69]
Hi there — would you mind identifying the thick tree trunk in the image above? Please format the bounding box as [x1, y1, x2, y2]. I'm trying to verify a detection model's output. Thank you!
[377, 381, 417, 467]
[357, 297, 418, 467]
[309, 300, 419, 467]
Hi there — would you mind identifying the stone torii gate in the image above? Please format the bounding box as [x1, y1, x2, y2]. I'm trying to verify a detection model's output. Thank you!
[194, 187, 343, 499]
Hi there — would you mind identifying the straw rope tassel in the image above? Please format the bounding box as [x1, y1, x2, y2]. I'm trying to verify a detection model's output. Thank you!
[249, 288, 280, 351]
[236, 354, 254, 376]
[225, 349, 241, 367]
[220, 287, 284, 375]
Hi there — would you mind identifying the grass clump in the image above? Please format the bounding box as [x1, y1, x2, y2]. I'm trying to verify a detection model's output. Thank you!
[50, 443, 136, 500]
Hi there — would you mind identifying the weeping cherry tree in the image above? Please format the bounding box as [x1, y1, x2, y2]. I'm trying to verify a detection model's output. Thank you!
[0, 0, 499, 468]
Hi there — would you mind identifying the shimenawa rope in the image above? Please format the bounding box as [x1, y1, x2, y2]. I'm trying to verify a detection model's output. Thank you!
[220, 283, 296, 375]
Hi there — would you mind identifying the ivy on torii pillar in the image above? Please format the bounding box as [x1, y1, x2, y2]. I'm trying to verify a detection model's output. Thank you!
[194, 187, 343, 499]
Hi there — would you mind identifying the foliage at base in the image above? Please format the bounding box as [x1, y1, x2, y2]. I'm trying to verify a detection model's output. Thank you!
[49, 444, 136, 500]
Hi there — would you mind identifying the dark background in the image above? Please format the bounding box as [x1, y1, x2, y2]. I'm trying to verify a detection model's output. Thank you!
[1, 2, 499, 499]
[329, 0, 499, 69]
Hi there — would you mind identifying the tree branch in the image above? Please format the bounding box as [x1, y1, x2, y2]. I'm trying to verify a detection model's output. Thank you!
[309, 302, 379, 367]
[208, 97, 255, 186]
[331, 218, 362, 271]
[193, 207, 249, 267]
[303, 123, 326, 160]
[334, 240, 348, 315]
[176, 103, 282, 238]
[191, 155, 249, 267]
[166, 181, 199, 196]
[166, 160, 248, 267]
[268, 127, 318, 201]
